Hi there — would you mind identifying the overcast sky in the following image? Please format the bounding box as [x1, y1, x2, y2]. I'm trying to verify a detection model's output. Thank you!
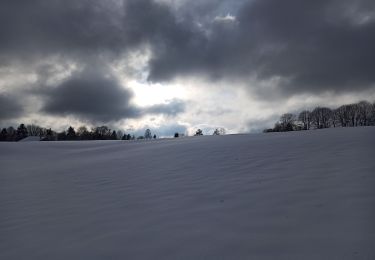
[1, 0, 374, 136]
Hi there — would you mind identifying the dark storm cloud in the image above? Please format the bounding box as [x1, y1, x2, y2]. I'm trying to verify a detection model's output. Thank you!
[237, 0, 375, 94]
[0, 94, 23, 121]
[0, 0, 123, 59]
[147, 0, 375, 96]
[40, 67, 185, 123]
[0, 0, 188, 61]
[2, 0, 375, 101]
[41, 69, 138, 123]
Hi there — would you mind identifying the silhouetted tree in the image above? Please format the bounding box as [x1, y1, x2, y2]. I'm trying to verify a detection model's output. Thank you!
[298, 110, 311, 130]
[42, 128, 55, 141]
[195, 129, 203, 136]
[335, 105, 349, 127]
[16, 124, 28, 141]
[93, 126, 111, 140]
[213, 128, 226, 135]
[280, 113, 296, 131]
[0, 128, 7, 141]
[110, 130, 117, 140]
[122, 133, 132, 140]
[26, 124, 43, 136]
[66, 126, 76, 140]
[371, 102, 375, 125]
[117, 130, 123, 140]
[357, 101, 372, 126]
[144, 129, 152, 139]
[347, 104, 360, 127]
[77, 126, 91, 140]
[311, 107, 332, 129]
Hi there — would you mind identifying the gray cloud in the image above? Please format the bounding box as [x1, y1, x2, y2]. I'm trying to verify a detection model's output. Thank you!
[39, 66, 185, 123]
[147, 0, 375, 96]
[0, 0, 124, 60]
[0, 0, 188, 63]
[41, 68, 138, 123]
[0, 94, 23, 122]
[144, 99, 186, 116]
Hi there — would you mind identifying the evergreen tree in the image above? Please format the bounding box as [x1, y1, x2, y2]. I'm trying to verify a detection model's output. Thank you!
[110, 130, 117, 140]
[66, 126, 76, 140]
[0, 128, 8, 141]
[16, 123, 28, 141]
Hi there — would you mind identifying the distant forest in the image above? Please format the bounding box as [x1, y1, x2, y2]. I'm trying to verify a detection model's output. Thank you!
[0, 123, 215, 142]
[0, 125, 149, 142]
[265, 100, 375, 132]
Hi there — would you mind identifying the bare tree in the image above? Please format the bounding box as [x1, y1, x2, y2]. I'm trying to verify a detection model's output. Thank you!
[77, 126, 91, 140]
[357, 101, 372, 126]
[280, 113, 296, 131]
[335, 105, 350, 127]
[117, 130, 123, 140]
[371, 102, 375, 125]
[269, 100, 375, 133]
[310, 107, 332, 129]
[93, 126, 111, 140]
[298, 111, 311, 130]
[213, 128, 226, 135]
[144, 129, 152, 139]
[26, 124, 43, 136]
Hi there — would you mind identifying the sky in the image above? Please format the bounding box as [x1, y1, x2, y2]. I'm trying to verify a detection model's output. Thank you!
[1, 0, 375, 136]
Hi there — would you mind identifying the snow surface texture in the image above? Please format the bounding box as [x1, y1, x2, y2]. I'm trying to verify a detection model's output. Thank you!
[1, 127, 374, 259]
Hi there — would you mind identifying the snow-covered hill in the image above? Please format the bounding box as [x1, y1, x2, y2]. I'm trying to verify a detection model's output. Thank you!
[1, 127, 374, 259]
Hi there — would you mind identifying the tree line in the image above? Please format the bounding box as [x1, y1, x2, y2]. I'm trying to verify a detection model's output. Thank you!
[0, 123, 228, 142]
[265, 100, 375, 132]
[0, 124, 139, 142]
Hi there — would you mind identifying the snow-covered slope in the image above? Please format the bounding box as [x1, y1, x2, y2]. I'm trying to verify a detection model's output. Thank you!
[1, 127, 374, 259]
[18, 136, 41, 142]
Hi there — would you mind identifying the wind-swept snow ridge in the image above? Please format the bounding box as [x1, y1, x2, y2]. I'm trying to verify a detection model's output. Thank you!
[1, 127, 374, 259]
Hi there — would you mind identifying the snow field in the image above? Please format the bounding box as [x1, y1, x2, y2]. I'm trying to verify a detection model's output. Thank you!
[1, 127, 374, 259]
